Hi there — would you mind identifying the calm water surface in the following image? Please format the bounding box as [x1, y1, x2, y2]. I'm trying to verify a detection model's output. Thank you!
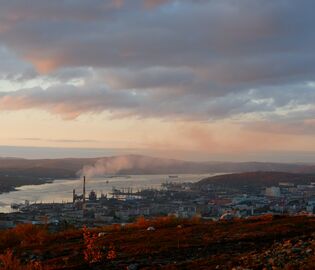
[0, 174, 219, 213]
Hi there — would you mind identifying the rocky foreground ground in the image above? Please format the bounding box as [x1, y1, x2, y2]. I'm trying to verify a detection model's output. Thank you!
[0, 215, 315, 269]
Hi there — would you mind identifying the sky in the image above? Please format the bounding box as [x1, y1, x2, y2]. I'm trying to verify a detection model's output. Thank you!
[1, 0, 315, 162]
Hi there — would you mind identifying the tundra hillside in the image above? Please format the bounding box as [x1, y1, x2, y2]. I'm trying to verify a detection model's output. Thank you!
[0, 215, 315, 269]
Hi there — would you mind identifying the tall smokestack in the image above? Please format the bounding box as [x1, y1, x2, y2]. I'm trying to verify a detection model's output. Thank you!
[83, 176, 86, 206]
[73, 189, 76, 204]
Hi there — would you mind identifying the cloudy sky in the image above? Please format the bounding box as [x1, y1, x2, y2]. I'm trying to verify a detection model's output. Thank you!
[1, 0, 315, 162]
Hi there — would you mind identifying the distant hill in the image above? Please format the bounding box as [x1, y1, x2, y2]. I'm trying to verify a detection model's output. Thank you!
[195, 171, 315, 189]
[0, 157, 99, 172]
[2, 154, 315, 193]
[0, 154, 314, 177]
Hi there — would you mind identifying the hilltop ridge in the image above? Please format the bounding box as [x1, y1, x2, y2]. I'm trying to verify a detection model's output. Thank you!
[0, 215, 315, 269]
[195, 171, 315, 189]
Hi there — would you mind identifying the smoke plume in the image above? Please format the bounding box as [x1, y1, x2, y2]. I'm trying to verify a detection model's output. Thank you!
[78, 155, 160, 178]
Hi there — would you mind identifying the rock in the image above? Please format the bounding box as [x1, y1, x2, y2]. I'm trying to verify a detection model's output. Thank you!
[127, 263, 139, 270]
[306, 248, 313, 254]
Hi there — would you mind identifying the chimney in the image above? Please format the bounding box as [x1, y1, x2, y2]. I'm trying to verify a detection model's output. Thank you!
[83, 176, 86, 205]
[73, 189, 76, 203]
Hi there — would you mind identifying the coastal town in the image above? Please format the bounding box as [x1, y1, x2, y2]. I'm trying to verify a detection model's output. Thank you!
[1, 174, 315, 230]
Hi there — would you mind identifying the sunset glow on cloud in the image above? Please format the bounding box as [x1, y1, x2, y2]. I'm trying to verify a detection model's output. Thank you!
[1, 0, 315, 161]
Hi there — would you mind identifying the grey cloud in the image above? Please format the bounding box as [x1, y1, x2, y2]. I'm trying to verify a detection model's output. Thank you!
[102, 67, 195, 90]
[0, 83, 143, 120]
[2, 0, 315, 86]
[0, 0, 315, 123]
[0, 46, 37, 81]
[0, 81, 314, 122]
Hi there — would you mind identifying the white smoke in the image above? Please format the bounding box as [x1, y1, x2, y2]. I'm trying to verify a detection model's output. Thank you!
[78, 156, 153, 178]
[78, 155, 183, 178]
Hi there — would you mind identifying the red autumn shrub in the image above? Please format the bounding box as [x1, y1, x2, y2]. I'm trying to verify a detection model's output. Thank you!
[82, 226, 103, 264]
[0, 249, 46, 270]
[0, 224, 49, 250]
[0, 250, 22, 270]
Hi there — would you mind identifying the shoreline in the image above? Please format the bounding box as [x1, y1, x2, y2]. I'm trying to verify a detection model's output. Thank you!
[0, 178, 68, 196]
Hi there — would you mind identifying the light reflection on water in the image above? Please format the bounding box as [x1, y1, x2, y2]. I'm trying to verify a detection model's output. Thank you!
[0, 174, 215, 213]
